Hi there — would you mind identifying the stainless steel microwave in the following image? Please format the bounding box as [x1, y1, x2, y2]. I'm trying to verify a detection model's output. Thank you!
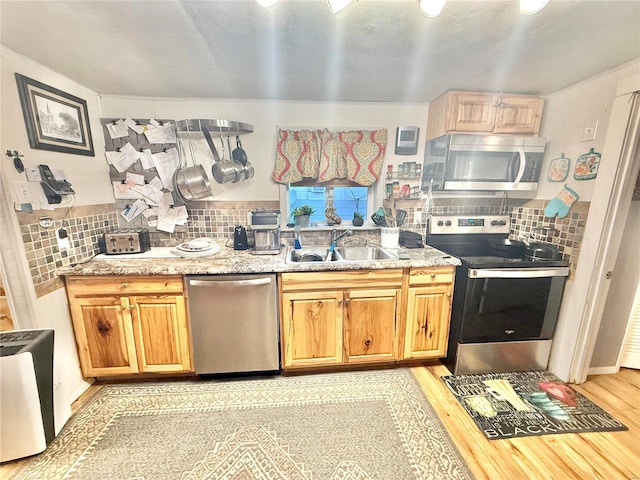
[421, 134, 546, 192]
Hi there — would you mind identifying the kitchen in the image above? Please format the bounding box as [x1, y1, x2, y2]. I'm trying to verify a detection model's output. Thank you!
[1, 1, 639, 478]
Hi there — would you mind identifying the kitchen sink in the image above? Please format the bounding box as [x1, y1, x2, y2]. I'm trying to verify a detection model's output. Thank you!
[334, 245, 396, 261]
[285, 245, 396, 264]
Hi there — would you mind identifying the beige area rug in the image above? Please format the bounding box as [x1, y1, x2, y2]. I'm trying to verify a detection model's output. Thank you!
[12, 369, 474, 480]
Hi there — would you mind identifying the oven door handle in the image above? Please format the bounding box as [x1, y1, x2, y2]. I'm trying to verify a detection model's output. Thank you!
[468, 267, 569, 279]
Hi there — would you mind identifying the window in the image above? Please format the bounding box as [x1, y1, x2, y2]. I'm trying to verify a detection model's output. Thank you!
[284, 183, 372, 226]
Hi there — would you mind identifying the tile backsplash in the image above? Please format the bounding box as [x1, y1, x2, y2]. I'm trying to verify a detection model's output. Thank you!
[18, 197, 588, 297]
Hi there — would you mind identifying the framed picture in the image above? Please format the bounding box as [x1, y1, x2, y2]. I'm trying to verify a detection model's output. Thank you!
[15, 73, 95, 156]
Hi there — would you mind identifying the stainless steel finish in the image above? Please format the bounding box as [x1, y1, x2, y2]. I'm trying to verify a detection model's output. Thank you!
[330, 228, 353, 244]
[252, 210, 281, 255]
[469, 267, 570, 278]
[454, 340, 552, 374]
[186, 274, 280, 374]
[285, 244, 397, 264]
[174, 164, 212, 200]
[444, 180, 538, 191]
[334, 245, 396, 261]
[448, 134, 546, 152]
[429, 215, 511, 235]
[176, 119, 254, 135]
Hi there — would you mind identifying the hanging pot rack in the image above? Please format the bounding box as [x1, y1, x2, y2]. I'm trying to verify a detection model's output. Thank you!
[175, 119, 253, 135]
[175, 119, 253, 166]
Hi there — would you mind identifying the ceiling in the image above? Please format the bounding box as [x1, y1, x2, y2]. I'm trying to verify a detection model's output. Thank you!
[1, 0, 639, 103]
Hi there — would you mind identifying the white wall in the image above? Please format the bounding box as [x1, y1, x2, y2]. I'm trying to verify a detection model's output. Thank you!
[543, 60, 640, 381]
[1, 47, 101, 427]
[538, 61, 639, 201]
[99, 95, 429, 206]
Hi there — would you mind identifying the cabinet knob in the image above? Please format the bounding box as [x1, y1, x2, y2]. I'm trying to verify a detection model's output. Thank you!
[364, 339, 372, 348]
[337, 299, 343, 305]
[430, 273, 436, 279]
[121, 282, 129, 288]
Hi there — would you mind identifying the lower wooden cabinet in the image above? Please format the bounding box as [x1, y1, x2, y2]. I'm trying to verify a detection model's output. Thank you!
[280, 270, 402, 369]
[66, 275, 192, 377]
[279, 267, 455, 370]
[403, 267, 454, 359]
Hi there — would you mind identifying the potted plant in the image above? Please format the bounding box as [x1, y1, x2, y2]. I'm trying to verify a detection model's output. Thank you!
[352, 211, 364, 227]
[292, 205, 315, 227]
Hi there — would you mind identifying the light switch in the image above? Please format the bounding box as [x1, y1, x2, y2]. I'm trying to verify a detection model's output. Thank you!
[581, 121, 598, 142]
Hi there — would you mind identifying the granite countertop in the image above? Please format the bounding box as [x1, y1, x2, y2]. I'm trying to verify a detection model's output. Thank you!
[58, 242, 461, 277]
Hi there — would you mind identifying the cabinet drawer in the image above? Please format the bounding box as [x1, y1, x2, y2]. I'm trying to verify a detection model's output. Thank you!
[66, 275, 183, 296]
[408, 267, 454, 286]
[280, 269, 403, 292]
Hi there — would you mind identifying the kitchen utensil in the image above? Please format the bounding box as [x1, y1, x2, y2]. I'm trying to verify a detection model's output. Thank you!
[173, 125, 212, 202]
[371, 212, 386, 227]
[525, 242, 562, 260]
[210, 125, 239, 184]
[226, 134, 242, 183]
[232, 124, 248, 166]
[395, 209, 407, 226]
[384, 208, 396, 228]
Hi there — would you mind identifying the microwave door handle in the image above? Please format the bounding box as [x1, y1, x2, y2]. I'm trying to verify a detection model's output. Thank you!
[511, 148, 527, 187]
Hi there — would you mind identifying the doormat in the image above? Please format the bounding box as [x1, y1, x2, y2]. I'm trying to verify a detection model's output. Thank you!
[441, 370, 627, 440]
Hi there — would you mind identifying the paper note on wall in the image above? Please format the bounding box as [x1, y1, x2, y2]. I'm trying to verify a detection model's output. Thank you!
[119, 199, 147, 223]
[139, 149, 155, 170]
[152, 148, 179, 190]
[106, 119, 129, 139]
[144, 122, 176, 144]
[105, 142, 141, 173]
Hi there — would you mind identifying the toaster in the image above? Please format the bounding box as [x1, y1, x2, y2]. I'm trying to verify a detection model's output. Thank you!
[102, 229, 151, 254]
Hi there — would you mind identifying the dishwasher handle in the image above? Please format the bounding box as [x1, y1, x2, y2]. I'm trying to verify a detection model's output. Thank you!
[188, 277, 273, 288]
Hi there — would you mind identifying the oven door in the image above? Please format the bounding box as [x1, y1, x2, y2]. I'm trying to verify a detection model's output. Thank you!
[459, 267, 568, 343]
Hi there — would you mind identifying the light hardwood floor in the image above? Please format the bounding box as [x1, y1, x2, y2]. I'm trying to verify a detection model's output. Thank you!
[2, 365, 639, 479]
[412, 364, 640, 480]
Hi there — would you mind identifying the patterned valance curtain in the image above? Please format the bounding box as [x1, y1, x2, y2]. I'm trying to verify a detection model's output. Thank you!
[272, 128, 387, 186]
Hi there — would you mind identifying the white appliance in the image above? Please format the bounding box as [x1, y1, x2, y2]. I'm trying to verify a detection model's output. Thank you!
[0, 329, 55, 462]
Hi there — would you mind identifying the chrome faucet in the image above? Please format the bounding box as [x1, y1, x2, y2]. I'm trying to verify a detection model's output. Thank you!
[330, 228, 353, 245]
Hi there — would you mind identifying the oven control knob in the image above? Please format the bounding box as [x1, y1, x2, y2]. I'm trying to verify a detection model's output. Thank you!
[437, 220, 444, 226]
[499, 220, 506, 225]
[445, 220, 452, 226]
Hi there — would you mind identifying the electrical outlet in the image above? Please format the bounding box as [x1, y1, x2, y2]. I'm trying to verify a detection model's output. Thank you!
[56, 228, 70, 250]
[582, 121, 598, 142]
[25, 167, 41, 182]
[413, 210, 421, 224]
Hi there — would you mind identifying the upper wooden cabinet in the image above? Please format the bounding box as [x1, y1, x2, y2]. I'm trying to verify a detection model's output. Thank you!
[66, 275, 192, 377]
[426, 91, 545, 140]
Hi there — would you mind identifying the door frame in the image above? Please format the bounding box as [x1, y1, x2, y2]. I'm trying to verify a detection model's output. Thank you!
[569, 78, 640, 383]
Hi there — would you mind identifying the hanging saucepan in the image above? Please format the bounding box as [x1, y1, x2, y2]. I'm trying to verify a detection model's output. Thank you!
[173, 122, 212, 203]
[211, 125, 239, 184]
[227, 133, 242, 183]
[232, 123, 248, 166]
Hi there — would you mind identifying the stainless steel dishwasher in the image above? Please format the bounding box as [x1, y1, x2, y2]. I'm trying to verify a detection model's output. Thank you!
[185, 274, 280, 375]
